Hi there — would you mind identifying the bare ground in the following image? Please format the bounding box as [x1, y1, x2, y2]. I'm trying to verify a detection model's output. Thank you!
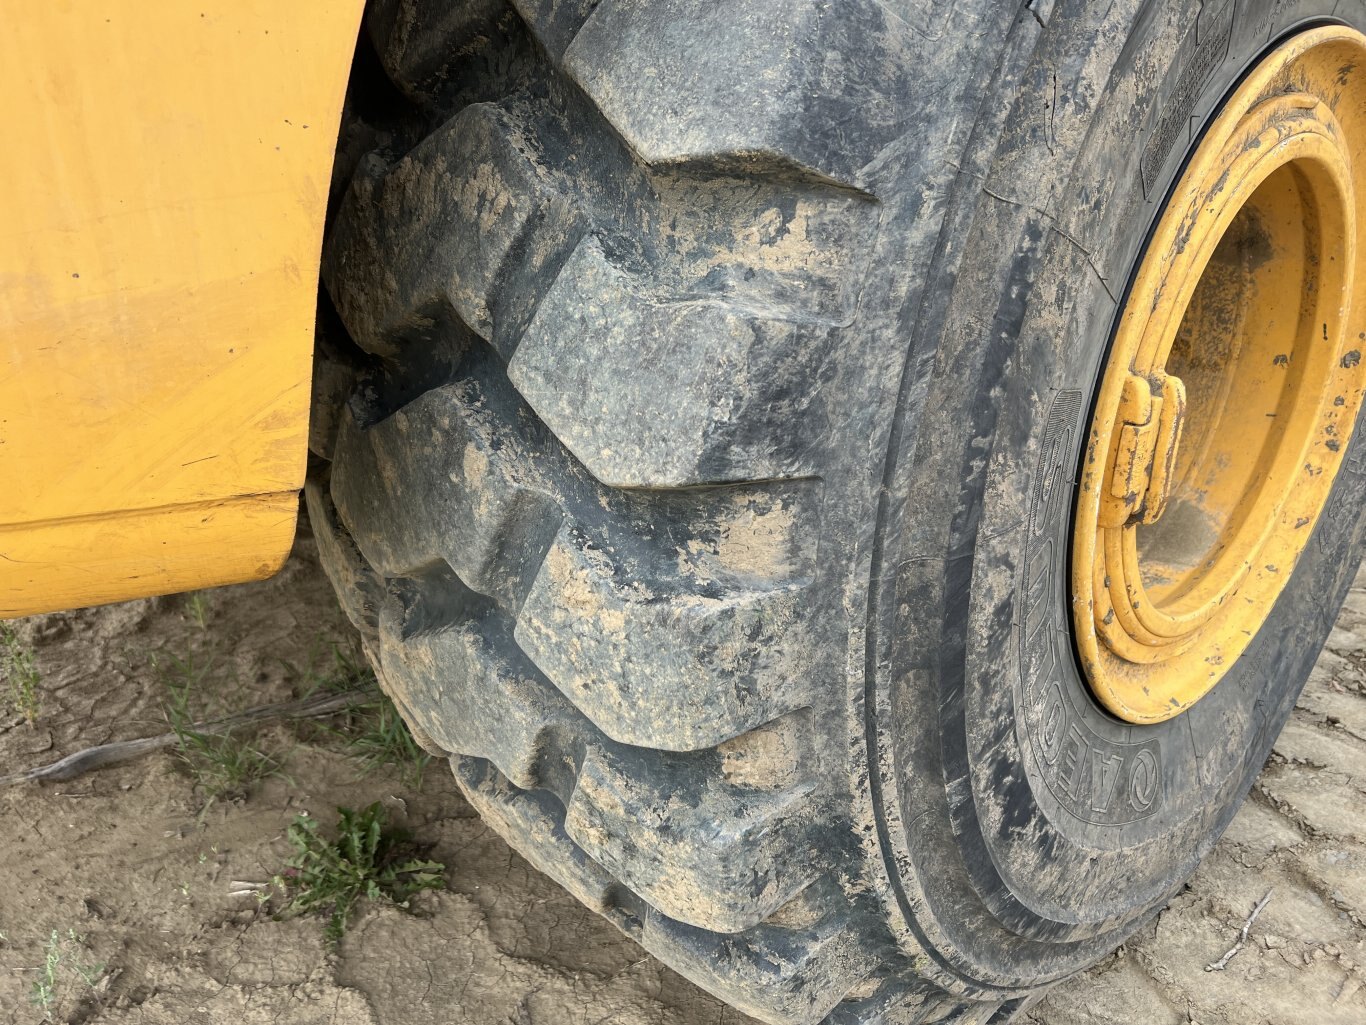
[0, 518, 1362, 1025]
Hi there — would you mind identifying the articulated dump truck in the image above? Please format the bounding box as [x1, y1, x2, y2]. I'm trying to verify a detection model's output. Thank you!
[6, 2, 1365, 1021]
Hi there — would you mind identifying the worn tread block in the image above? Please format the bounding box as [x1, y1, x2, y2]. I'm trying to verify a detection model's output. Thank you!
[309, 329, 360, 461]
[381, 560, 824, 930]
[645, 172, 879, 323]
[378, 576, 578, 789]
[324, 101, 585, 358]
[304, 479, 385, 640]
[377, 547, 826, 931]
[509, 0, 601, 60]
[564, 746, 819, 932]
[330, 378, 563, 609]
[817, 976, 956, 1025]
[367, 0, 514, 103]
[637, 887, 876, 1025]
[509, 237, 837, 486]
[563, 0, 917, 187]
[372, 662, 448, 758]
[515, 507, 818, 750]
[451, 756, 877, 1025]
[384, 577, 823, 931]
[453, 755, 620, 913]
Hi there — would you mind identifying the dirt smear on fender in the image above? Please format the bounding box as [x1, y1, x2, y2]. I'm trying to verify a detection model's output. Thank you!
[0, 520, 1362, 1025]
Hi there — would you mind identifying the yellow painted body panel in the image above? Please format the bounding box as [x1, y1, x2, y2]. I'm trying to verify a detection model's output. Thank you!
[0, 1, 364, 616]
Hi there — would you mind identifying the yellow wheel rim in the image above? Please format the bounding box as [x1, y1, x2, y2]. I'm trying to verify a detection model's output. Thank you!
[1073, 27, 1366, 724]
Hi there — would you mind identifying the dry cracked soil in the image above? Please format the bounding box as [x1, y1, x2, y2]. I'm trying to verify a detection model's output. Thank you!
[0, 515, 1362, 1025]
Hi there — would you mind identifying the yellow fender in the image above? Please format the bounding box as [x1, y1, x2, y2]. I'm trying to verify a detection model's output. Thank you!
[0, 1, 365, 616]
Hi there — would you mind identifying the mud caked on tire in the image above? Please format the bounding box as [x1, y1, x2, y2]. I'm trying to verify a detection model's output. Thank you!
[308, 2, 1366, 1022]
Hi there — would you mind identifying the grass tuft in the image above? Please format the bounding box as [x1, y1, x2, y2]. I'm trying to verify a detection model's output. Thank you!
[282, 639, 371, 698]
[285, 641, 432, 788]
[346, 693, 432, 789]
[183, 592, 210, 631]
[156, 649, 283, 802]
[0, 623, 41, 724]
[30, 928, 103, 1019]
[273, 802, 445, 944]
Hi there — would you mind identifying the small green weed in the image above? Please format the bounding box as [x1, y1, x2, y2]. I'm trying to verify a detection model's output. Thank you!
[274, 802, 445, 944]
[30, 928, 103, 1019]
[282, 638, 371, 698]
[0, 623, 41, 723]
[184, 592, 210, 630]
[347, 693, 432, 789]
[285, 641, 431, 788]
[156, 649, 282, 801]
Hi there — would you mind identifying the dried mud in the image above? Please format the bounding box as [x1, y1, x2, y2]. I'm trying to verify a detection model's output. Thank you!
[0, 519, 1361, 1025]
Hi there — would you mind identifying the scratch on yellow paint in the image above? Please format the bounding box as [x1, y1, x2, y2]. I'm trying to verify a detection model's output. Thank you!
[0, 1, 365, 616]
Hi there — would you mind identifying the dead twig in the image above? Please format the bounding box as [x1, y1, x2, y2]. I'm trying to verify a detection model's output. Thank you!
[0, 689, 371, 788]
[1205, 889, 1274, 971]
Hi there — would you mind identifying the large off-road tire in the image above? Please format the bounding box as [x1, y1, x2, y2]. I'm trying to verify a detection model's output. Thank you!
[308, 2, 1366, 1022]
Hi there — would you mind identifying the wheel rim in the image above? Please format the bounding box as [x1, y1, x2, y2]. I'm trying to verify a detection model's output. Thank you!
[1073, 26, 1366, 724]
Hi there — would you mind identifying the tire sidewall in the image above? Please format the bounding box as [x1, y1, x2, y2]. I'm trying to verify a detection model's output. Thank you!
[871, 0, 1366, 989]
